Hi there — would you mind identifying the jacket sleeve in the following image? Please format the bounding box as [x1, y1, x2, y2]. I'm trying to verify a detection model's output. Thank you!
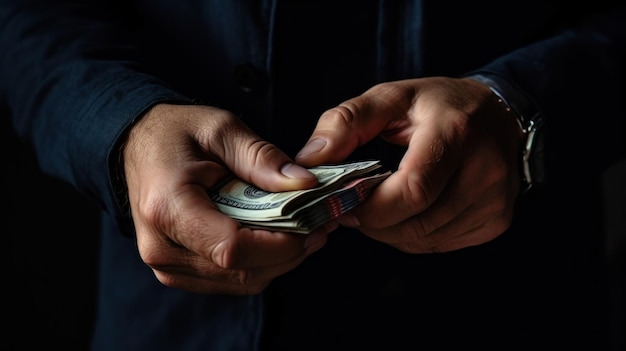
[0, 0, 191, 235]
[471, 5, 626, 180]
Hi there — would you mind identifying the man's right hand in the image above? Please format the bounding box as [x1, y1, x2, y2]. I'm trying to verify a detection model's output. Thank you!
[122, 103, 337, 295]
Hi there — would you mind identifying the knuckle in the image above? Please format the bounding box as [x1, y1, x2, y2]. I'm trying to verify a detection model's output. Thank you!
[379, 222, 431, 254]
[154, 271, 181, 289]
[321, 103, 356, 128]
[404, 171, 433, 213]
[211, 237, 239, 269]
[234, 270, 268, 295]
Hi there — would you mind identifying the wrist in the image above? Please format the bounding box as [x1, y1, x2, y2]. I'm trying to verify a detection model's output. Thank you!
[469, 74, 546, 192]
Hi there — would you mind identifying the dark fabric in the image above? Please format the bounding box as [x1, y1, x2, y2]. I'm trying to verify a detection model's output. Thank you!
[2, 0, 625, 350]
[91, 215, 264, 351]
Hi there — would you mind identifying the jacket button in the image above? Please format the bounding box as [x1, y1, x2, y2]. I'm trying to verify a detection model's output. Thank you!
[234, 63, 266, 94]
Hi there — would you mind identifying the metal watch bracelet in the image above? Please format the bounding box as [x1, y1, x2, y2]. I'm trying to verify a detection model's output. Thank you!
[469, 74, 545, 192]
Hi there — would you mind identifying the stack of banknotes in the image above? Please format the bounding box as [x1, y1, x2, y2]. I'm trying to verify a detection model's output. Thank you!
[209, 160, 391, 233]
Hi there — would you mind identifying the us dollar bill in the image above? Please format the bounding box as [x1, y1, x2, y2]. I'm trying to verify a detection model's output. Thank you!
[238, 172, 390, 233]
[209, 160, 391, 233]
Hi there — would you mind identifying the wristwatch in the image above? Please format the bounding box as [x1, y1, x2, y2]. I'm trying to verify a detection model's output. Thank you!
[470, 74, 546, 193]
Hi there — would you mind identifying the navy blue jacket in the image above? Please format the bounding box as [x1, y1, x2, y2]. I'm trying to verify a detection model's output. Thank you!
[1, 1, 625, 350]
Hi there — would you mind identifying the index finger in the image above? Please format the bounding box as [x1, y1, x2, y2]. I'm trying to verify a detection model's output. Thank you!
[295, 82, 414, 167]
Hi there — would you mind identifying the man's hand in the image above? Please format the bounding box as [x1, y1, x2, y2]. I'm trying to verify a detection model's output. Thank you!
[295, 77, 524, 253]
[123, 104, 337, 295]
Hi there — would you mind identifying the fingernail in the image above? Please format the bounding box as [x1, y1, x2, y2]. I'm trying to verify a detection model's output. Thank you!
[281, 163, 316, 180]
[296, 138, 327, 159]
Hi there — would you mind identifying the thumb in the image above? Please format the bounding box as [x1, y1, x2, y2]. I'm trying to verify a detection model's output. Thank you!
[215, 114, 319, 193]
[295, 88, 400, 167]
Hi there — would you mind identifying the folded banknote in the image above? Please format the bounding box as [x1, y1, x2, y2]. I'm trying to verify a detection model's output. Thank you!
[209, 160, 391, 233]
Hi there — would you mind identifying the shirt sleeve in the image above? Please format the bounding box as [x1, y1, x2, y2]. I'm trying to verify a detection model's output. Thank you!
[467, 5, 626, 180]
[467, 5, 626, 122]
[0, 0, 191, 235]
